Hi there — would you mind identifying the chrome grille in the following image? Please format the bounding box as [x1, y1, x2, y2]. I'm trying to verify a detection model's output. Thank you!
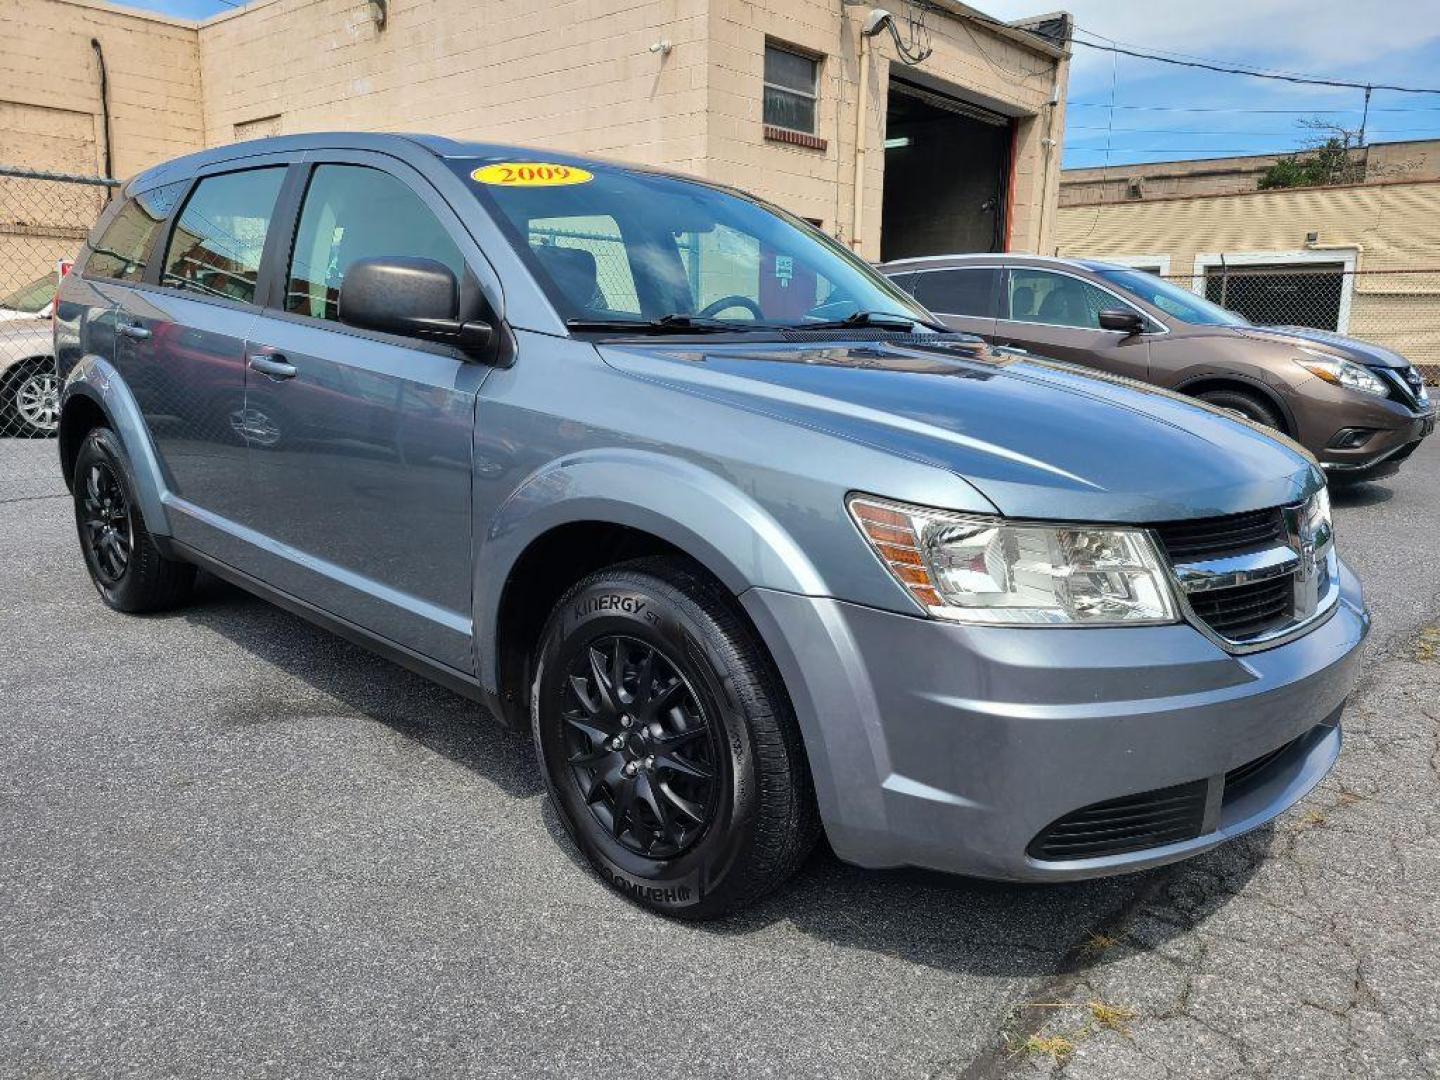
[1153, 500, 1335, 651]
[1153, 508, 1286, 562]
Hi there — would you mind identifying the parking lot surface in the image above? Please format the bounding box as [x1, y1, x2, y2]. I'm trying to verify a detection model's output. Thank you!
[3, 437, 1438, 1080]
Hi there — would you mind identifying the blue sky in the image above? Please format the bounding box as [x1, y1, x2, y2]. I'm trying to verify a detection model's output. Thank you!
[111, 0, 1440, 169]
[984, 0, 1440, 168]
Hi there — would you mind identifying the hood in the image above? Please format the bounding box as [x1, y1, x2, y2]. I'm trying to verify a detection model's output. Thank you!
[600, 337, 1319, 523]
[1238, 324, 1410, 369]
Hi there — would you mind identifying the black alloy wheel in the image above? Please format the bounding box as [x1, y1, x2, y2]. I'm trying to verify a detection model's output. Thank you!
[561, 634, 718, 859]
[532, 558, 820, 919]
[72, 426, 195, 612]
[79, 459, 133, 585]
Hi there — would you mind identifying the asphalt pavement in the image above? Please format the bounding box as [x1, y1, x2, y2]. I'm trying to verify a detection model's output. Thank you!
[2, 435, 1438, 1080]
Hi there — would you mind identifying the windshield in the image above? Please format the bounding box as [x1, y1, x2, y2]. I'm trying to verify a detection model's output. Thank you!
[1093, 266, 1249, 327]
[0, 274, 56, 313]
[454, 159, 932, 330]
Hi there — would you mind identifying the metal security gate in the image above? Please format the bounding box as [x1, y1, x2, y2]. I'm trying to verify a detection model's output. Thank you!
[0, 167, 115, 500]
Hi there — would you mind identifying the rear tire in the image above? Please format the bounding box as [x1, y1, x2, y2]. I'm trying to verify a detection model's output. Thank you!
[73, 427, 195, 612]
[1195, 387, 1284, 432]
[531, 557, 819, 919]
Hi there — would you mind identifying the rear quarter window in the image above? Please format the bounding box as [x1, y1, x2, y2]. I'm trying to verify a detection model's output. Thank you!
[84, 182, 186, 281]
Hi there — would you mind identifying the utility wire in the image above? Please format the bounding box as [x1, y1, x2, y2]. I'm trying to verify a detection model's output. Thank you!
[1067, 36, 1440, 96]
[1067, 103, 1440, 114]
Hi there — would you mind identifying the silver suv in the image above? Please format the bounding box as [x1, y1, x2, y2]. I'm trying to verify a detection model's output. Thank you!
[54, 134, 1368, 917]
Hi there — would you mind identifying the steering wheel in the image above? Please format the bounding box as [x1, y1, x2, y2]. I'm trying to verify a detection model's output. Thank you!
[697, 295, 764, 321]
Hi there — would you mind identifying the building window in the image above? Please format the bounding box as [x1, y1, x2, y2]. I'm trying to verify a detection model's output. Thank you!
[763, 42, 819, 135]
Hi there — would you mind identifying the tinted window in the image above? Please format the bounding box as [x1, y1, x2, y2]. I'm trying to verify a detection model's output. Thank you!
[913, 268, 998, 317]
[85, 182, 185, 281]
[287, 165, 465, 322]
[162, 168, 285, 303]
[1007, 268, 1140, 330]
[764, 44, 818, 133]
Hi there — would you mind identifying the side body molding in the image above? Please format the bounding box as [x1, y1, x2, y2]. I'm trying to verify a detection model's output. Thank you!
[473, 447, 827, 700]
[60, 355, 173, 538]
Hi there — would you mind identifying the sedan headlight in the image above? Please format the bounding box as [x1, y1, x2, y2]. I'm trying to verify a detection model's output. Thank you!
[849, 496, 1179, 626]
[1294, 349, 1388, 397]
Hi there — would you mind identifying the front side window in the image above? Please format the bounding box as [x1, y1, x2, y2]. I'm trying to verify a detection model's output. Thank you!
[85, 182, 185, 281]
[162, 168, 286, 303]
[460, 159, 927, 329]
[1007, 268, 1142, 330]
[1095, 266, 1247, 327]
[763, 43, 819, 134]
[286, 165, 466, 322]
[913, 268, 999, 318]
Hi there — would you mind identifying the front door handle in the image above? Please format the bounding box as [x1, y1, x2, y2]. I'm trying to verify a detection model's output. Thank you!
[118, 323, 151, 341]
[248, 353, 297, 380]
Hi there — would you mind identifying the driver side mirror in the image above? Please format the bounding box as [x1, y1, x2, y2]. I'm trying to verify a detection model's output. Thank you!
[1097, 308, 1147, 336]
[338, 256, 492, 355]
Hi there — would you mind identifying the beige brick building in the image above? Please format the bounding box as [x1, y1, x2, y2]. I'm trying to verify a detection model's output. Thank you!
[1055, 142, 1440, 373]
[2, 0, 1071, 276]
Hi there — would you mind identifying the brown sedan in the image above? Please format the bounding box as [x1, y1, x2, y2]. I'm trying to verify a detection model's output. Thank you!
[879, 254, 1435, 482]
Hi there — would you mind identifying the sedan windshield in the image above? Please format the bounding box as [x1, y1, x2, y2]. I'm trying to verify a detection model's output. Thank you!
[0, 274, 56, 313]
[1094, 266, 1249, 327]
[455, 159, 933, 330]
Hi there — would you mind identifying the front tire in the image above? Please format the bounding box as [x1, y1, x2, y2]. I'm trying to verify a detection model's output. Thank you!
[531, 558, 819, 919]
[73, 427, 195, 612]
[1195, 387, 1284, 432]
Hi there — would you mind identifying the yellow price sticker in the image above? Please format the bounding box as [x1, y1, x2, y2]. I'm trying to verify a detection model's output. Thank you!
[471, 162, 593, 187]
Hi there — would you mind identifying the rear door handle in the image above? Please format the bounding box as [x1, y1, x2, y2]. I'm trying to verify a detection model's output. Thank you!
[248, 353, 297, 380]
[118, 323, 151, 341]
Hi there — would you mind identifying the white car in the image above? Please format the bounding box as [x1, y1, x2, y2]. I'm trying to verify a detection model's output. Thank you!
[0, 319, 58, 436]
[0, 273, 57, 323]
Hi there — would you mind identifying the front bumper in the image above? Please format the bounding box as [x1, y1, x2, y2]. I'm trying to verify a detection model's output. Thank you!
[1309, 398, 1434, 477]
[742, 558, 1368, 882]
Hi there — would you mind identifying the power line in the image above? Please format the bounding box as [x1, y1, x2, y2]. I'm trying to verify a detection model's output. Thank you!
[1069, 125, 1440, 137]
[1068, 36, 1440, 96]
[1066, 103, 1440, 114]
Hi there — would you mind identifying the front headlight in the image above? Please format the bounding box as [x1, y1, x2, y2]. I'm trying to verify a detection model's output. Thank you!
[849, 496, 1179, 626]
[1294, 349, 1388, 397]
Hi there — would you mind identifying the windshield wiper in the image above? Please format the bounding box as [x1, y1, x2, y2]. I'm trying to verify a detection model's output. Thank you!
[566, 314, 780, 335]
[794, 310, 950, 334]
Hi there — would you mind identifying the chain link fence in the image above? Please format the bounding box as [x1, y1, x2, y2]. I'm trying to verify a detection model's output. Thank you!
[1, 166, 116, 440]
[1159, 265, 1440, 384]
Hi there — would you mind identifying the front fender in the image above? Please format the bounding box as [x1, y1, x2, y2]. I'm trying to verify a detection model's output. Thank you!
[474, 448, 827, 698]
[60, 355, 172, 537]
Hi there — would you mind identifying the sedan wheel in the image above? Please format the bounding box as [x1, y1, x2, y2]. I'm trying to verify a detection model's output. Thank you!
[9, 363, 60, 436]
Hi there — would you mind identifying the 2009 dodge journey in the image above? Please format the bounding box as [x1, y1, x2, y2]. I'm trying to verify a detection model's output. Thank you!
[54, 134, 1369, 918]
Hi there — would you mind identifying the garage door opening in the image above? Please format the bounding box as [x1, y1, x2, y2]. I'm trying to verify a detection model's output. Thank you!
[880, 79, 1012, 262]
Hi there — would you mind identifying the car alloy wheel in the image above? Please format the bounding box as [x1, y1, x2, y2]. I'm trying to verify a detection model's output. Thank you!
[561, 634, 719, 859]
[79, 460, 133, 585]
[13, 367, 59, 435]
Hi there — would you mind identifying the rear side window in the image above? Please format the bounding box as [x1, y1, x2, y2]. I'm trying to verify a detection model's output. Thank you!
[162, 168, 286, 304]
[913, 268, 999, 318]
[85, 182, 185, 281]
[286, 165, 465, 322]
